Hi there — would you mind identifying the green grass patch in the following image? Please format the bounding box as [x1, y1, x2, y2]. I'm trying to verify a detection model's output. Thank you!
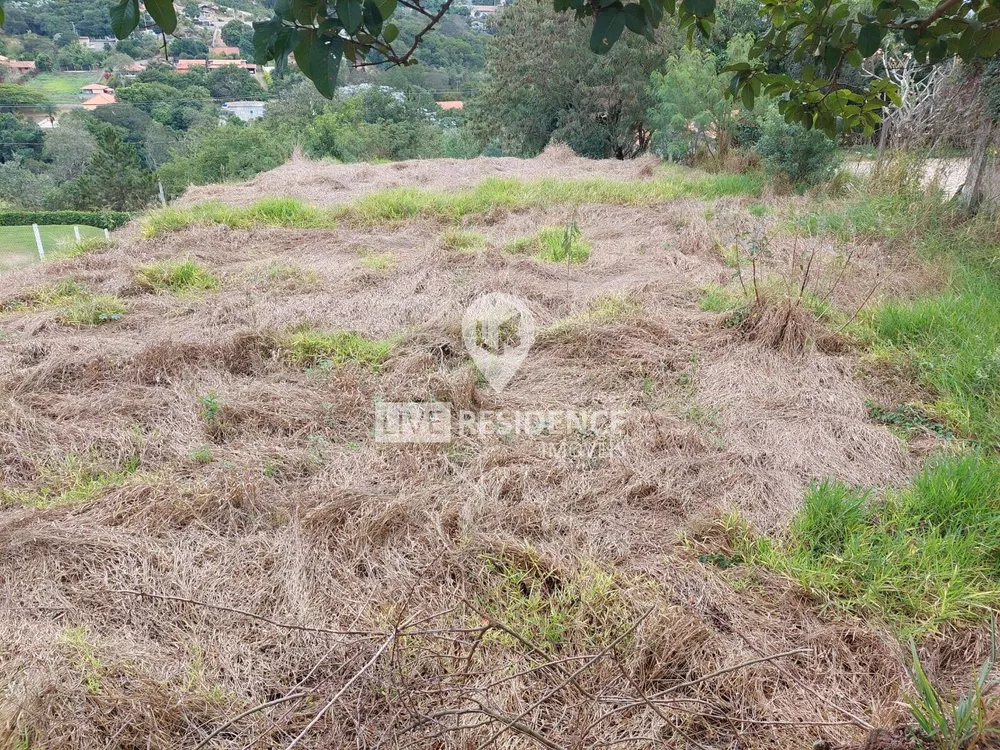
[505, 226, 590, 264]
[544, 293, 643, 337]
[135, 258, 218, 293]
[282, 327, 396, 371]
[143, 171, 764, 238]
[1, 453, 140, 509]
[440, 228, 487, 251]
[0, 224, 106, 269]
[698, 283, 744, 312]
[339, 171, 763, 227]
[732, 454, 1000, 635]
[143, 198, 326, 237]
[1, 277, 125, 325]
[474, 547, 639, 652]
[24, 72, 100, 98]
[358, 250, 397, 270]
[57, 294, 126, 326]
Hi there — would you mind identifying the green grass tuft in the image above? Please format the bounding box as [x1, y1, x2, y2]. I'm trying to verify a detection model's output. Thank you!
[440, 228, 487, 251]
[143, 198, 325, 237]
[282, 327, 396, 371]
[506, 226, 590, 264]
[733, 454, 1000, 634]
[135, 258, 218, 293]
[142, 171, 764, 237]
[57, 295, 126, 326]
[358, 251, 397, 270]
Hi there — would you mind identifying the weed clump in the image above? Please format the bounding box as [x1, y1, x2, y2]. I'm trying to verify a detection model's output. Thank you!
[282, 327, 396, 371]
[135, 258, 218, 292]
[57, 294, 126, 326]
[440, 228, 486, 251]
[358, 251, 397, 270]
[506, 226, 590, 264]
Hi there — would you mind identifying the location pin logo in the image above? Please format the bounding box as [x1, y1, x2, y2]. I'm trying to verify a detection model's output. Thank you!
[462, 293, 535, 392]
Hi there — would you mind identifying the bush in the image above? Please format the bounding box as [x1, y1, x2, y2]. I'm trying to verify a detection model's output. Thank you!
[0, 210, 130, 229]
[754, 108, 839, 188]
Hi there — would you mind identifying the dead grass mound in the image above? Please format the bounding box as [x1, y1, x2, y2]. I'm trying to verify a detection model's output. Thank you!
[0, 171, 938, 749]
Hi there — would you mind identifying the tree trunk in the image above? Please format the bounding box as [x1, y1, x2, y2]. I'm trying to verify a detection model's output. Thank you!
[877, 120, 890, 157]
[961, 116, 994, 210]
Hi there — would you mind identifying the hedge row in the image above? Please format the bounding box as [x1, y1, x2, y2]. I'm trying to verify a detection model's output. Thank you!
[0, 211, 131, 230]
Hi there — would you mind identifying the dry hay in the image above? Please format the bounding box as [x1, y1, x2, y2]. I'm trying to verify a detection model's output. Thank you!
[0, 165, 944, 750]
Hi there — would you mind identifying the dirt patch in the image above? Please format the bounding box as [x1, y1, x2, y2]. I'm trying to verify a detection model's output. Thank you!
[0, 157, 941, 749]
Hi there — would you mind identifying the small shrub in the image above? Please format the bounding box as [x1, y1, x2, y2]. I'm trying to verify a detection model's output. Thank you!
[197, 392, 221, 425]
[283, 328, 396, 371]
[57, 295, 126, 326]
[755, 108, 839, 189]
[135, 259, 218, 292]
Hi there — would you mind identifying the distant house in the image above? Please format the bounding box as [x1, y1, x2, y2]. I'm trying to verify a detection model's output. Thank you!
[210, 46, 241, 58]
[175, 59, 209, 71]
[0, 56, 37, 76]
[222, 100, 265, 121]
[82, 92, 117, 110]
[176, 58, 257, 73]
[77, 36, 118, 51]
[81, 82, 114, 97]
[437, 100, 464, 110]
[208, 58, 257, 73]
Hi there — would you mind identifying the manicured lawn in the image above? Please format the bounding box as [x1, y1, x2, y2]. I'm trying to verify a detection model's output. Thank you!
[24, 72, 102, 100]
[0, 224, 105, 270]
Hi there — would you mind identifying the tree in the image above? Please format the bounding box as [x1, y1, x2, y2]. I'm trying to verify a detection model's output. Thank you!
[0, 114, 44, 163]
[183, 2, 201, 21]
[5, 0, 1000, 167]
[221, 19, 255, 57]
[205, 66, 266, 100]
[71, 128, 157, 211]
[42, 118, 98, 181]
[168, 38, 209, 59]
[469, 0, 676, 159]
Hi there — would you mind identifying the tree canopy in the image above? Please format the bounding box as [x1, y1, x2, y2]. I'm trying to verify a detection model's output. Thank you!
[1, 0, 999, 135]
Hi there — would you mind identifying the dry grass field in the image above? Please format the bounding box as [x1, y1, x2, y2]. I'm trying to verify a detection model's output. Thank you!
[0, 147, 986, 750]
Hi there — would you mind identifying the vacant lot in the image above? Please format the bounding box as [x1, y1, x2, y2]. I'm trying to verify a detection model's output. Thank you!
[23, 71, 101, 100]
[0, 224, 106, 268]
[0, 148, 992, 749]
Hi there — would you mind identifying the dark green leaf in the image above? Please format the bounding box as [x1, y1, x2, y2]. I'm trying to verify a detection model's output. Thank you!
[110, 0, 140, 39]
[383, 22, 399, 43]
[252, 18, 284, 64]
[337, 0, 363, 34]
[857, 23, 883, 56]
[590, 7, 625, 53]
[682, 0, 714, 17]
[307, 35, 344, 98]
[363, 0, 383, 35]
[375, 0, 397, 21]
[144, 0, 176, 34]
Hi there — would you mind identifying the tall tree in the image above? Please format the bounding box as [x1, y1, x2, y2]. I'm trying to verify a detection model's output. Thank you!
[470, 0, 677, 158]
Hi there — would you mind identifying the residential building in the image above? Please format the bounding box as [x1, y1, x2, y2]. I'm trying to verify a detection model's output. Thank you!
[81, 82, 114, 97]
[82, 92, 117, 110]
[222, 100, 265, 121]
